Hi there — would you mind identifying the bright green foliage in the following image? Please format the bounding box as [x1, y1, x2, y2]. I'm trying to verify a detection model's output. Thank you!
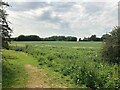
[10, 41, 119, 89]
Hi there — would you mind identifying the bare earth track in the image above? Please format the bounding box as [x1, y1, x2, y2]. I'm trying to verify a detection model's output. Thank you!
[25, 64, 67, 88]
[25, 64, 50, 88]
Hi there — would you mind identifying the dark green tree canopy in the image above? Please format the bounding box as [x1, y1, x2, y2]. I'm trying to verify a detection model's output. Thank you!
[82, 35, 102, 41]
[101, 34, 111, 41]
[14, 35, 77, 41]
[102, 26, 120, 64]
[0, 1, 12, 49]
[15, 35, 40, 41]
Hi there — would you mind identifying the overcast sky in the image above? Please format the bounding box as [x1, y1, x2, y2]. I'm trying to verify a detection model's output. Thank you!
[7, 1, 118, 38]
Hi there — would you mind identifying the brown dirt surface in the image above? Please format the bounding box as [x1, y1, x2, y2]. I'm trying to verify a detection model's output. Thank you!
[24, 64, 67, 88]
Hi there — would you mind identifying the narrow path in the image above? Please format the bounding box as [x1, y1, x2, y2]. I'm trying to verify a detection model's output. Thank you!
[25, 64, 50, 88]
[24, 64, 68, 88]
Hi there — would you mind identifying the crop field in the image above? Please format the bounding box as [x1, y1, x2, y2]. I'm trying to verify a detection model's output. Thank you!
[11, 41, 102, 48]
[3, 41, 119, 89]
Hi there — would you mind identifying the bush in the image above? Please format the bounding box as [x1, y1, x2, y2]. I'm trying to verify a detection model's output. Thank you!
[102, 26, 120, 64]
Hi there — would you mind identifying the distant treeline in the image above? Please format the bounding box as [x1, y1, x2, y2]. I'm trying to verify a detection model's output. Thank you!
[13, 35, 77, 41]
[13, 34, 110, 41]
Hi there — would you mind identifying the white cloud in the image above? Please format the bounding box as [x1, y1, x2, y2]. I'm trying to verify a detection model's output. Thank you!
[7, 2, 118, 38]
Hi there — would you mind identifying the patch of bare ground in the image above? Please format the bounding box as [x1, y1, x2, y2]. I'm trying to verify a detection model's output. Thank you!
[25, 64, 67, 88]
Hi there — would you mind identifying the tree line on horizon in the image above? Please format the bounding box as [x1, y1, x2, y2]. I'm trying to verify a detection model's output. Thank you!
[13, 35, 77, 41]
[12, 34, 110, 42]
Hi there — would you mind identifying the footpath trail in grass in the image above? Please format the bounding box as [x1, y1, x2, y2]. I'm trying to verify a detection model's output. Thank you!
[25, 64, 50, 88]
[3, 50, 69, 88]
[25, 64, 68, 88]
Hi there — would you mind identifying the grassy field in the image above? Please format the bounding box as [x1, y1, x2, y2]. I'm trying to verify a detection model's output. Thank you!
[10, 41, 102, 48]
[3, 41, 119, 89]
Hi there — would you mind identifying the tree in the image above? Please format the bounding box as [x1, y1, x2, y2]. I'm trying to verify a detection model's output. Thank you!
[82, 35, 102, 41]
[66, 36, 77, 41]
[101, 34, 111, 41]
[0, 1, 12, 49]
[39, 36, 77, 41]
[15, 35, 41, 41]
[90, 35, 96, 41]
[15, 35, 25, 41]
[102, 26, 120, 64]
[83, 37, 90, 41]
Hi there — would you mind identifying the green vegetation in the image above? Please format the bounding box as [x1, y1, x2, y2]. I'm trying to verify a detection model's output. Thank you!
[2, 49, 38, 88]
[102, 26, 120, 64]
[3, 41, 118, 89]
[10, 41, 102, 49]
[2, 49, 78, 88]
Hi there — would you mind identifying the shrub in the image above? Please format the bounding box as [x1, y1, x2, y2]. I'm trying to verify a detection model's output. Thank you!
[102, 26, 120, 64]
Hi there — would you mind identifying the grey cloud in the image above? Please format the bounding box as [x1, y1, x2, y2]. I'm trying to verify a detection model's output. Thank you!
[50, 2, 75, 12]
[83, 2, 106, 15]
[9, 2, 48, 11]
[9, 2, 72, 30]
[9, 2, 75, 12]
[60, 21, 70, 29]
[39, 10, 61, 22]
[37, 9, 70, 29]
